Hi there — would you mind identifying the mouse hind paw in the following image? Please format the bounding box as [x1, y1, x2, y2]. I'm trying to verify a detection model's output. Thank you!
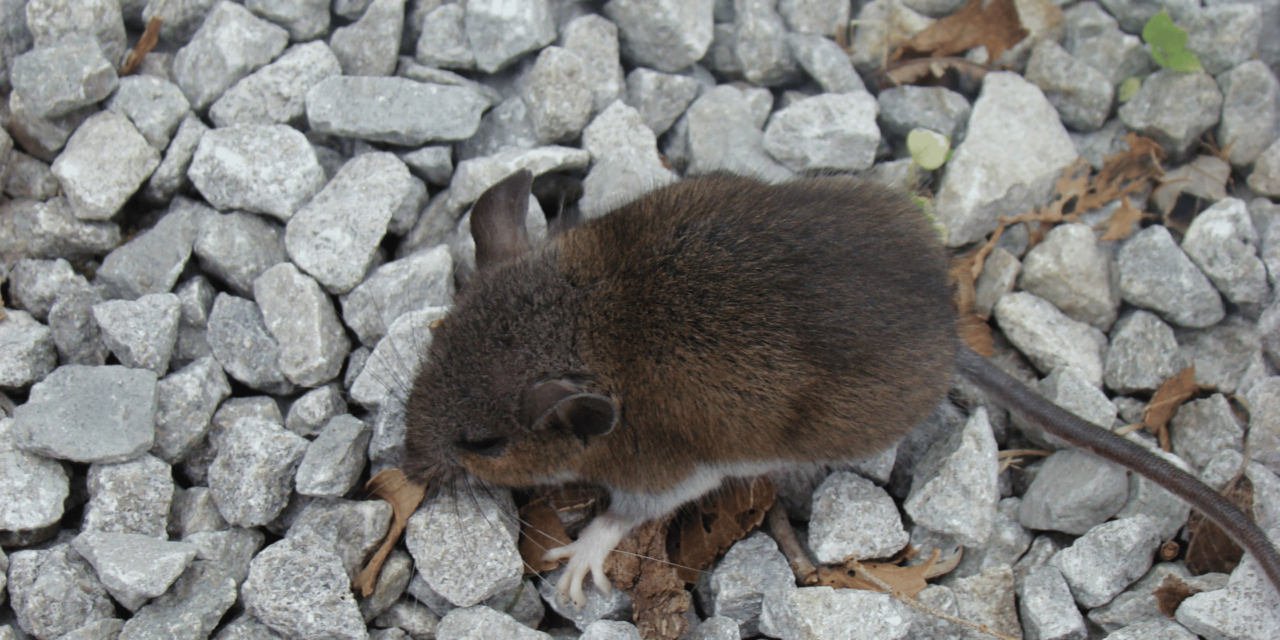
[542, 515, 630, 607]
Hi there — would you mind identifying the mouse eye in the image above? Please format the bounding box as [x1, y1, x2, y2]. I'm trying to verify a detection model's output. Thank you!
[456, 436, 509, 457]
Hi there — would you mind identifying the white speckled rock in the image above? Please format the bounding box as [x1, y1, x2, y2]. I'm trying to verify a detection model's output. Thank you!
[994, 291, 1108, 387]
[809, 471, 909, 563]
[188, 124, 327, 223]
[51, 111, 160, 221]
[760, 587, 910, 640]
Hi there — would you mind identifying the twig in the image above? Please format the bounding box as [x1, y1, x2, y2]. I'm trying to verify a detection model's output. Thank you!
[766, 503, 818, 586]
[845, 556, 1020, 640]
[120, 15, 162, 76]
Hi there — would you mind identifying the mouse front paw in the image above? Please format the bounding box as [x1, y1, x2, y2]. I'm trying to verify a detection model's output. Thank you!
[542, 515, 630, 607]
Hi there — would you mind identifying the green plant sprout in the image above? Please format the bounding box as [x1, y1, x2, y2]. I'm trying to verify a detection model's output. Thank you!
[906, 128, 951, 171]
[1142, 9, 1202, 72]
[1117, 76, 1142, 102]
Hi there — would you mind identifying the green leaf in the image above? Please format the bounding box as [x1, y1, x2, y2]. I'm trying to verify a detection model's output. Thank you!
[1149, 42, 1169, 67]
[907, 129, 951, 171]
[1165, 50, 1203, 72]
[1118, 76, 1142, 102]
[1142, 9, 1176, 48]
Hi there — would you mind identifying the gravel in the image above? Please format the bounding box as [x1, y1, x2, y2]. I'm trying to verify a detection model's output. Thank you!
[2, 0, 1277, 636]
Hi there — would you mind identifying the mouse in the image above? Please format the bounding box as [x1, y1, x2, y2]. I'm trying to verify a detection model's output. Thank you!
[401, 168, 1280, 607]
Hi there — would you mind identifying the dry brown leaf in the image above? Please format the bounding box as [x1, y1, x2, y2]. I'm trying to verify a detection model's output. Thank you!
[518, 500, 573, 574]
[668, 479, 777, 584]
[1153, 573, 1202, 618]
[891, 0, 1029, 63]
[1151, 155, 1230, 218]
[1098, 196, 1145, 242]
[354, 469, 426, 596]
[1142, 367, 1198, 451]
[1186, 474, 1254, 577]
[120, 16, 162, 76]
[958, 314, 995, 356]
[815, 548, 961, 598]
[872, 56, 990, 90]
[608, 519, 689, 640]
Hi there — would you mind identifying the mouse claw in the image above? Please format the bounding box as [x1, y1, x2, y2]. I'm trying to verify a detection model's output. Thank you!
[541, 515, 629, 608]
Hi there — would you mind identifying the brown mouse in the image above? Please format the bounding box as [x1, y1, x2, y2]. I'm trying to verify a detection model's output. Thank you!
[402, 169, 1280, 605]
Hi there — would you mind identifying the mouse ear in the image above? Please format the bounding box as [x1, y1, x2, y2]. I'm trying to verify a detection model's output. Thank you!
[471, 169, 534, 270]
[523, 380, 618, 443]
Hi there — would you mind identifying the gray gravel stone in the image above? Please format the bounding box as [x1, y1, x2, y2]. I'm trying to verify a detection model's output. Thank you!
[340, 244, 454, 347]
[92, 293, 182, 375]
[1021, 221, 1120, 330]
[1244, 377, 1280, 476]
[4, 151, 59, 200]
[207, 294, 294, 394]
[1120, 69, 1224, 158]
[763, 92, 880, 172]
[465, 0, 556, 73]
[1216, 60, 1280, 169]
[1050, 515, 1162, 608]
[759, 587, 910, 640]
[994, 292, 1108, 387]
[9, 257, 88, 321]
[415, 4, 472, 69]
[706, 532, 794, 637]
[193, 211, 288, 297]
[0, 438, 69, 535]
[1177, 315, 1263, 394]
[904, 407, 1000, 546]
[97, 200, 205, 301]
[448, 146, 591, 208]
[347, 305, 442, 408]
[407, 484, 522, 607]
[1251, 137, 1280, 197]
[209, 41, 341, 128]
[285, 152, 415, 294]
[360, 548, 414, 623]
[1117, 224, 1226, 328]
[171, 2, 289, 110]
[623, 68, 700, 138]
[294, 415, 370, 498]
[14, 364, 156, 463]
[684, 84, 791, 182]
[51, 111, 159, 221]
[809, 471, 909, 563]
[188, 124, 327, 222]
[1017, 368, 1118, 450]
[143, 112, 207, 204]
[1182, 197, 1270, 307]
[183, 396, 284, 486]
[399, 145, 453, 186]
[330, 0, 402, 77]
[604, 0, 714, 73]
[0, 310, 57, 390]
[1087, 563, 1197, 632]
[245, 0, 329, 41]
[139, 0, 220, 48]
[1018, 565, 1088, 640]
[285, 384, 348, 438]
[242, 535, 367, 640]
[152, 356, 231, 464]
[253, 263, 350, 386]
[1025, 39, 1113, 133]
[975, 245, 1020, 314]
[375, 596, 443, 638]
[105, 76, 190, 151]
[286, 497, 391, 581]
[436, 606, 550, 640]
[7, 544, 115, 640]
[790, 35, 864, 96]
[1178, 4, 1263, 75]
[209, 416, 309, 527]
[83, 454, 174, 538]
[777, 0, 851, 35]
[0, 0, 32, 90]
[183, 527, 265, 587]
[1105, 310, 1181, 394]
[1020, 449, 1129, 534]
[306, 76, 490, 146]
[118, 560, 238, 640]
[71, 531, 198, 611]
[53, 618, 127, 640]
[734, 0, 800, 87]
[168, 486, 229, 537]
[1114, 438, 1194, 540]
[213, 614, 287, 640]
[951, 565, 1023, 640]
[9, 37, 117, 121]
[522, 46, 595, 144]
[1170, 395, 1245, 473]
[25, 0, 127, 63]
[454, 96, 539, 162]
[1063, 2, 1151, 86]
[580, 620, 641, 640]
[1098, 0, 1199, 33]
[562, 15, 625, 114]
[578, 101, 678, 219]
[948, 497, 1032, 581]
[934, 72, 1079, 247]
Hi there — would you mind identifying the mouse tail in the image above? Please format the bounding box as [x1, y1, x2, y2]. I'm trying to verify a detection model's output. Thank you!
[956, 345, 1280, 595]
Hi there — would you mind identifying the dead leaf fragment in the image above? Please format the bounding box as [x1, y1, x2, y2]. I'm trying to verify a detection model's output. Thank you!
[518, 500, 573, 573]
[354, 469, 426, 597]
[1186, 473, 1253, 577]
[1142, 367, 1198, 451]
[872, 56, 990, 90]
[120, 16, 162, 76]
[668, 479, 777, 584]
[1098, 197, 1145, 242]
[816, 548, 961, 598]
[608, 519, 689, 640]
[1151, 155, 1230, 218]
[892, 0, 1029, 63]
[1153, 574, 1202, 618]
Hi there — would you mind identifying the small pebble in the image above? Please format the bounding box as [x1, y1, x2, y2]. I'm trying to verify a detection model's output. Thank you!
[1119, 69, 1223, 158]
[118, 560, 238, 640]
[242, 535, 368, 640]
[763, 92, 880, 172]
[808, 471, 909, 563]
[759, 587, 911, 640]
[306, 76, 491, 146]
[105, 75, 190, 150]
[1050, 515, 1162, 608]
[13, 364, 156, 464]
[6, 543, 116, 639]
[51, 111, 159, 221]
[152, 356, 232, 464]
[71, 530, 198, 611]
[83, 454, 174, 538]
[171, 2, 289, 110]
[9, 37, 117, 120]
[329, 0, 402, 77]
[208, 416, 309, 528]
[96, 199, 205, 301]
[1019, 449, 1129, 534]
[188, 124, 328, 223]
[285, 384, 348, 438]
[993, 292, 1108, 388]
[466, 0, 557, 74]
[92, 293, 182, 375]
[206, 294, 294, 394]
[294, 415, 371, 498]
[1117, 224, 1226, 328]
[209, 40, 342, 128]
[193, 211, 288, 297]
[706, 532, 794, 637]
[253, 263, 350, 387]
[406, 484, 523, 607]
[604, 0, 713, 73]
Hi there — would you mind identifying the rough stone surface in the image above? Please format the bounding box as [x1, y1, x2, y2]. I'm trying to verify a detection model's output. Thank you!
[47, 286, 110, 367]
[759, 587, 910, 640]
[193, 211, 288, 297]
[152, 356, 231, 464]
[307, 75, 490, 146]
[1025, 39, 1113, 132]
[415, 3, 472, 69]
[1105, 310, 1181, 394]
[340, 244, 454, 347]
[105, 75, 190, 151]
[787, 32, 865, 94]
[7, 544, 115, 640]
[97, 200, 204, 301]
[285, 152, 415, 294]
[253, 263, 350, 387]
[706, 532, 795, 637]
[1019, 448, 1129, 534]
[465, 0, 557, 73]
[1017, 565, 1088, 640]
[4, 151, 60, 201]
[208, 416, 308, 527]
[329, 0, 402, 77]
[295, 415, 370, 498]
[0, 310, 57, 390]
[242, 535, 368, 640]
[1182, 197, 1270, 307]
[522, 46, 595, 144]
[1119, 69, 1224, 158]
[604, 0, 713, 73]
[904, 407, 1000, 546]
[809, 471, 909, 563]
[9, 36, 116, 121]
[683, 84, 791, 182]
[207, 294, 294, 394]
[735, 0, 801, 87]
[14, 364, 157, 463]
[763, 92, 880, 172]
[876, 85, 971, 142]
[209, 41, 341, 128]
[9, 257, 87, 321]
[25, 0, 127, 63]
[92, 293, 182, 375]
[436, 606, 550, 640]
[188, 124, 327, 223]
[71, 531, 198, 611]
[285, 384, 348, 438]
[448, 145, 591, 208]
[1251, 138, 1280, 197]
[1118, 224, 1227, 328]
[51, 111, 159, 221]
[117, 560, 238, 640]
[562, 15, 625, 114]
[406, 484, 523, 607]
[171, 2, 289, 110]
[934, 72, 1078, 247]
[245, 0, 329, 41]
[0, 197, 122, 261]
[83, 454, 174, 538]
[624, 68, 700, 137]
[0, 440, 69, 535]
[1050, 515, 1162, 608]
[994, 292, 1108, 387]
[1018, 222, 1119, 331]
[144, 113, 208, 204]
[1216, 60, 1280, 169]
[1246, 378, 1280, 476]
